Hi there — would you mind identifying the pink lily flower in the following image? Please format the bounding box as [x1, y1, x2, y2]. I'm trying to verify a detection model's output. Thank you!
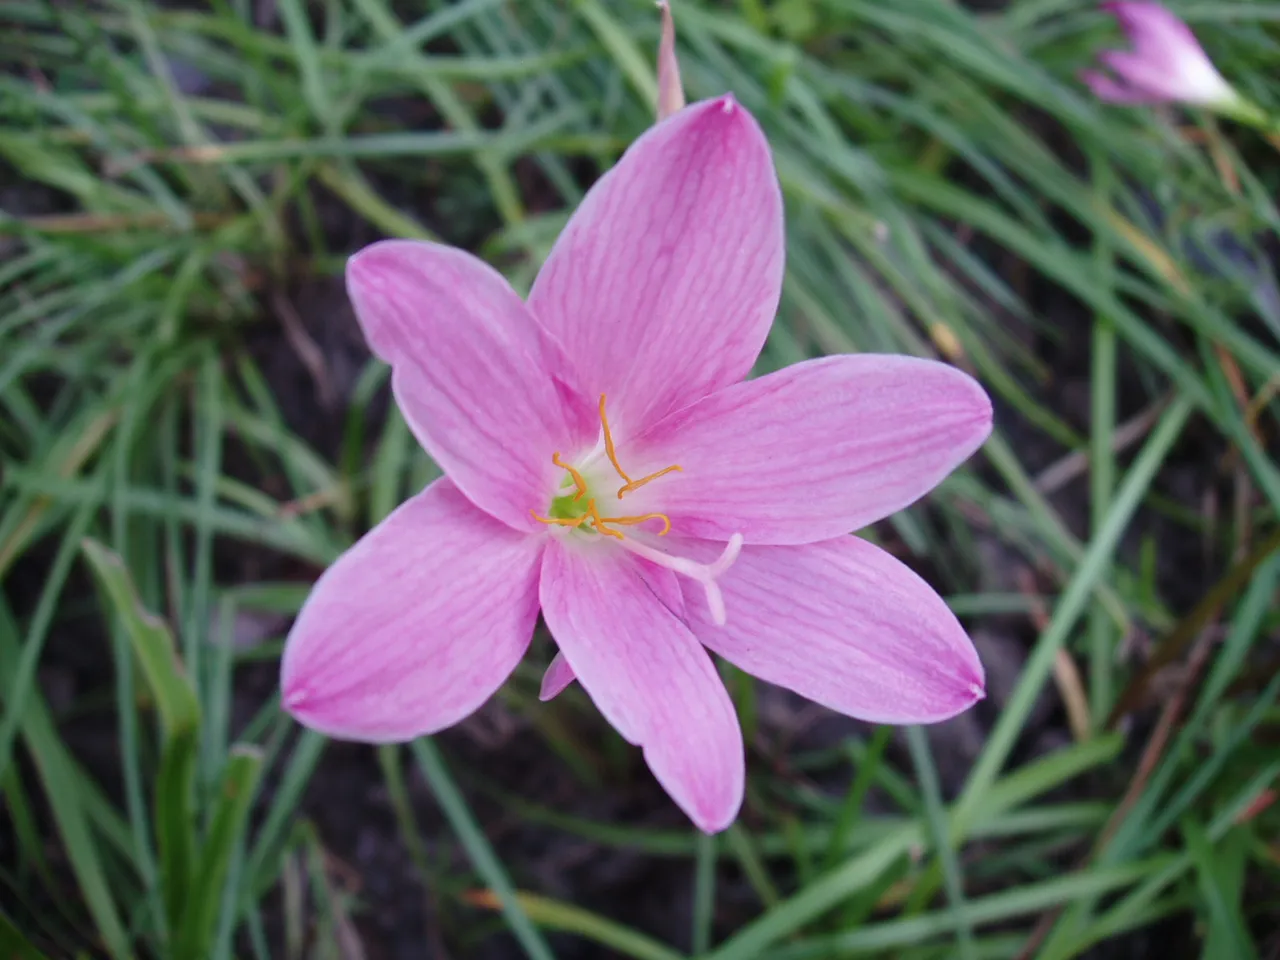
[1082, 2, 1239, 107]
[280, 96, 992, 833]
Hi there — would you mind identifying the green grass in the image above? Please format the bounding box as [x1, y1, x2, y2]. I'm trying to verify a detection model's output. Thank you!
[2, 0, 1279, 956]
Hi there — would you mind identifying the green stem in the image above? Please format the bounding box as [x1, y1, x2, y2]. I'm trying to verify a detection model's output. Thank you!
[1089, 147, 1117, 729]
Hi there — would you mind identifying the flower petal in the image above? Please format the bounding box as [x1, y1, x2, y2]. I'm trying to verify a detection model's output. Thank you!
[347, 240, 594, 531]
[1106, 1, 1201, 65]
[1097, 50, 1181, 102]
[539, 652, 576, 701]
[1101, 2, 1236, 106]
[281, 479, 543, 741]
[680, 536, 985, 723]
[538, 560, 681, 702]
[540, 539, 744, 832]
[528, 96, 784, 437]
[629, 354, 992, 545]
[1080, 67, 1156, 104]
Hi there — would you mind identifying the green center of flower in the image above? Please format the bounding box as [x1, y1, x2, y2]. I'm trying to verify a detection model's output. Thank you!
[546, 484, 590, 523]
[531, 395, 680, 539]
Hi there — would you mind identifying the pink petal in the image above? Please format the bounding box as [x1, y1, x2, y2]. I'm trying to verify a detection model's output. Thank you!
[528, 96, 783, 438]
[1105, 1, 1201, 63]
[540, 539, 744, 832]
[347, 241, 594, 532]
[680, 536, 985, 723]
[540, 652, 576, 701]
[281, 479, 544, 741]
[1100, 2, 1235, 106]
[1079, 68, 1156, 104]
[1097, 50, 1180, 101]
[628, 354, 992, 545]
[538, 560, 681, 702]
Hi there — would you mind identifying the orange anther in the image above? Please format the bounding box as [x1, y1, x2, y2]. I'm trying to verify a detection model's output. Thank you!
[599, 394, 632, 486]
[552, 452, 588, 501]
[530, 509, 590, 530]
[602, 512, 672, 536]
[597, 394, 682, 499]
[583, 499, 624, 539]
[617, 465, 683, 499]
[539, 410, 681, 540]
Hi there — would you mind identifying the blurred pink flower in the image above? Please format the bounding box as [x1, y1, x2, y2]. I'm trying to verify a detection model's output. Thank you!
[1082, 2, 1238, 107]
[280, 97, 991, 833]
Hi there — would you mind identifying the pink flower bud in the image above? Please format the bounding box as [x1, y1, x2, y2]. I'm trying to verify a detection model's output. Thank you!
[1082, 2, 1238, 107]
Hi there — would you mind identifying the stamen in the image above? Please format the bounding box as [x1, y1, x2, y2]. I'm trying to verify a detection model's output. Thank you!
[616, 533, 744, 626]
[598, 394, 632, 485]
[618, 465, 682, 499]
[597, 394, 682, 499]
[600, 512, 672, 536]
[583, 499, 624, 540]
[552, 452, 588, 501]
[530, 509, 591, 530]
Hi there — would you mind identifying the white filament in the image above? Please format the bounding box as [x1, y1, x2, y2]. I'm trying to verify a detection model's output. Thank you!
[617, 533, 744, 626]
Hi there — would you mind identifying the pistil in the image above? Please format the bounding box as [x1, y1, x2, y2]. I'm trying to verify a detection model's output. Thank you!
[616, 534, 744, 626]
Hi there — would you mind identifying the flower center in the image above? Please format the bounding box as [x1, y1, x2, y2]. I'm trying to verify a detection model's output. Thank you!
[531, 395, 682, 540]
[531, 395, 743, 626]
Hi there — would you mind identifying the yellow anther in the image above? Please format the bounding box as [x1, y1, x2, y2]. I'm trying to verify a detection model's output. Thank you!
[538, 407, 681, 540]
[618, 465, 682, 499]
[597, 394, 682, 499]
[532, 497, 671, 541]
[599, 394, 631, 485]
[583, 499, 625, 540]
[602, 512, 672, 536]
[530, 509, 591, 530]
[552, 452, 588, 501]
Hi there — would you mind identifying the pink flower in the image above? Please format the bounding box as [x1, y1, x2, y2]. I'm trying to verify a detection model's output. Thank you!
[280, 97, 991, 833]
[1082, 2, 1238, 107]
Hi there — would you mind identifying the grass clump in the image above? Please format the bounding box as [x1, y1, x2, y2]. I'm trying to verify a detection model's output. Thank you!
[2, 0, 1278, 957]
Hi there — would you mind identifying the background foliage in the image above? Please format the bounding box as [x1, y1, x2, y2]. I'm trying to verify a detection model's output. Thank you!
[2, 0, 1279, 956]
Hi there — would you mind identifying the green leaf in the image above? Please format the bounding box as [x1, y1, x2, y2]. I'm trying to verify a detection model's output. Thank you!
[155, 725, 199, 943]
[468, 890, 686, 960]
[411, 739, 556, 960]
[81, 538, 200, 740]
[0, 912, 54, 960]
[0, 596, 132, 960]
[174, 746, 263, 960]
[1184, 819, 1255, 960]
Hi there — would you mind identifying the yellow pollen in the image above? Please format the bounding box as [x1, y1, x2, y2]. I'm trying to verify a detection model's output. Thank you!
[552, 452, 588, 501]
[597, 394, 682, 499]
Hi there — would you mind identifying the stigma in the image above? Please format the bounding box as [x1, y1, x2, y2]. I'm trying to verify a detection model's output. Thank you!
[618, 534, 743, 626]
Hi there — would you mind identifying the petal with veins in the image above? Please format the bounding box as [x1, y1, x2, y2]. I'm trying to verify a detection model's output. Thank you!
[529, 96, 783, 437]
[540, 539, 744, 833]
[630, 354, 992, 545]
[347, 240, 595, 532]
[281, 479, 543, 741]
[680, 536, 985, 724]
